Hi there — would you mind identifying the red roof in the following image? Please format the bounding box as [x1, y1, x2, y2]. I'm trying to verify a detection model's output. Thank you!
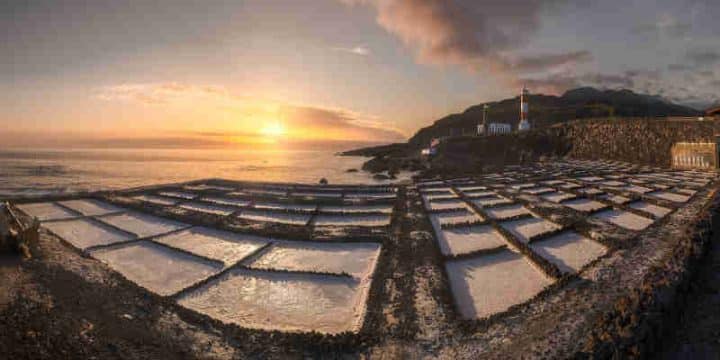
[707, 106, 720, 116]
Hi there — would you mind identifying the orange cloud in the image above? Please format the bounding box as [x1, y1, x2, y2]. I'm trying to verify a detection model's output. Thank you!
[95, 82, 406, 143]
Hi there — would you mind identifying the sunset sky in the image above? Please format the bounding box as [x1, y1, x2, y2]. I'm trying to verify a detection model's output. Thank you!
[3, 0, 720, 148]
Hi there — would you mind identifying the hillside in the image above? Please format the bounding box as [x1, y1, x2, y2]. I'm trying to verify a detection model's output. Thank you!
[408, 87, 701, 147]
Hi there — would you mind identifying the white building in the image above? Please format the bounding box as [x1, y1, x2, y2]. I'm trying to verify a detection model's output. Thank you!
[487, 123, 511, 135]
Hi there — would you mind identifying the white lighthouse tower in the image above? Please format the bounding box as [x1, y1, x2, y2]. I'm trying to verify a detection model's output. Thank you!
[518, 86, 531, 131]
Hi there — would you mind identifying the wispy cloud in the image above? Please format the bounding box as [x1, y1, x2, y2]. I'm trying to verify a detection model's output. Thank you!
[333, 45, 371, 56]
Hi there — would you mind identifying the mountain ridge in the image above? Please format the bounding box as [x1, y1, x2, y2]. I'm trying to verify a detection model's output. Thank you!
[408, 87, 702, 147]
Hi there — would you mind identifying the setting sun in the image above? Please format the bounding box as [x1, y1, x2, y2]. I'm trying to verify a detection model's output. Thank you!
[259, 122, 287, 137]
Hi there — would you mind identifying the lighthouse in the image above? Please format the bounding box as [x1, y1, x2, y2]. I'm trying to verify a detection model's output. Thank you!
[518, 86, 531, 131]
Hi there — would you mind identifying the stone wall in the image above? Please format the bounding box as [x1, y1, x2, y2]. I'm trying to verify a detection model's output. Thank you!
[558, 118, 720, 167]
[433, 118, 720, 171]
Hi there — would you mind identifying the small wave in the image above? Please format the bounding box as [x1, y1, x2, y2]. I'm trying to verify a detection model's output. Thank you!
[1, 164, 73, 178]
[236, 165, 291, 172]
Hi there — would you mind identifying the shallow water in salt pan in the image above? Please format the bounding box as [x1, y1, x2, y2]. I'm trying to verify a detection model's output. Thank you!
[92, 241, 223, 296]
[314, 214, 391, 227]
[158, 191, 198, 200]
[319, 204, 393, 214]
[17, 202, 80, 221]
[153, 227, 270, 266]
[529, 232, 606, 273]
[648, 191, 691, 203]
[592, 209, 654, 231]
[434, 225, 507, 256]
[238, 209, 311, 225]
[485, 204, 531, 220]
[97, 212, 189, 238]
[44, 218, 135, 250]
[133, 194, 179, 206]
[429, 210, 482, 227]
[500, 217, 560, 243]
[58, 199, 124, 216]
[628, 201, 672, 218]
[177, 269, 368, 334]
[562, 198, 607, 213]
[445, 250, 552, 319]
[540, 192, 575, 203]
[247, 241, 381, 278]
[178, 202, 237, 216]
[425, 199, 469, 211]
[201, 196, 251, 208]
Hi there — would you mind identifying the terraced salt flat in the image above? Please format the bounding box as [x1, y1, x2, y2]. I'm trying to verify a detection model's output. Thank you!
[58, 199, 124, 216]
[17, 202, 80, 221]
[178, 202, 237, 216]
[253, 201, 317, 212]
[201, 196, 251, 208]
[92, 241, 223, 296]
[318, 204, 393, 214]
[579, 176, 604, 182]
[529, 232, 606, 273]
[559, 182, 582, 190]
[675, 188, 697, 196]
[133, 194, 179, 206]
[600, 180, 626, 187]
[425, 199, 469, 211]
[562, 198, 607, 213]
[422, 193, 458, 202]
[648, 191, 691, 203]
[578, 188, 604, 196]
[159, 191, 198, 200]
[97, 212, 189, 238]
[184, 184, 235, 192]
[598, 194, 631, 204]
[541, 192, 576, 203]
[292, 191, 342, 199]
[434, 225, 507, 256]
[313, 214, 391, 227]
[44, 218, 135, 250]
[484, 204, 531, 220]
[628, 201, 672, 218]
[456, 186, 487, 192]
[429, 210, 482, 227]
[592, 209, 654, 231]
[153, 227, 270, 266]
[247, 241, 381, 278]
[622, 185, 654, 194]
[420, 187, 453, 194]
[511, 183, 536, 190]
[177, 269, 368, 334]
[445, 250, 553, 319]
[471, 196, 513, 207]
[462, 190, 496, 198]
[344, 192, 396, 200]
[238, 210, 311, 225]
[523, 187, 555, 195]
[244, 189, 288, 197]
[500, 217, 561, 243]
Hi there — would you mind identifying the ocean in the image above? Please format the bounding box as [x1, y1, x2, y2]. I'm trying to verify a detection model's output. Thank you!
[0, 147, 410, 198]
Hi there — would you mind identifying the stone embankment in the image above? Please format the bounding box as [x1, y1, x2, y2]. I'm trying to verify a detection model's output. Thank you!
[559, 118, 720, 167]
[425, 118, 720, 175]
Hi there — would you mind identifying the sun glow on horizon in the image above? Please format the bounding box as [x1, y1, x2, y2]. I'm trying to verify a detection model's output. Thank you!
[259, 122, 287, 137]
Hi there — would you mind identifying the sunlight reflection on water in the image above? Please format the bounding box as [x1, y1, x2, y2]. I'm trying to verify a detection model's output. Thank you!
[0, 148, 412, 197]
